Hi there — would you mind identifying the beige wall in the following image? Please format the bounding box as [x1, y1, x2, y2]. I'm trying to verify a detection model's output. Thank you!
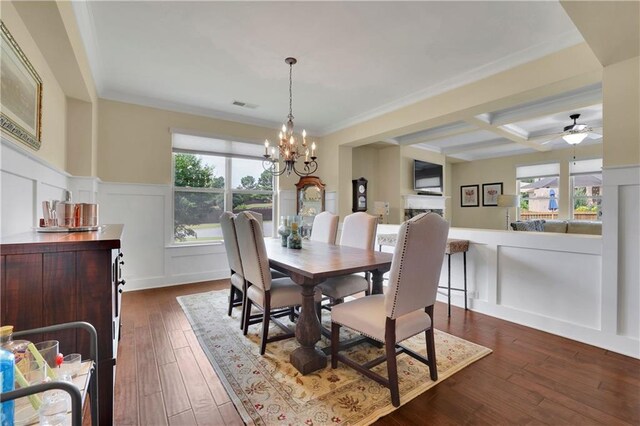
[97, 99, 302, 190]
[66, 98, 93, 176]
[1, 2, 67, 171]
[451, 144, 603, 230]
[603, 56, 640, 167]
[375, 146, 402, 223]
[352, 145, 379, 210]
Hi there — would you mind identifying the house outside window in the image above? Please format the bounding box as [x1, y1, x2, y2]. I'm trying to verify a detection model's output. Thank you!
[516, 163, 560, 221]
[570, 158, 602, 221]
[172, 132, 275, 243]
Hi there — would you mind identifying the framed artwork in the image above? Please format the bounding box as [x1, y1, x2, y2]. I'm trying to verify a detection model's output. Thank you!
[0, 20, 43, 150]
[482, 182, 503, 206]
[460, 184, 479, 207]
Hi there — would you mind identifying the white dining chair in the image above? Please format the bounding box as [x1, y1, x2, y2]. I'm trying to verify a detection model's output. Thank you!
[310, 211, 339, 244]
[220, 211, 286, 329]
[331, 212, 449, 407]
[318, 212, 378, 304]
[241, 211, 287, 277]
[235, 212, 322, 355]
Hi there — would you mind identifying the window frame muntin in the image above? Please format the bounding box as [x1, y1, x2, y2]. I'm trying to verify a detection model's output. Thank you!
[171, 147, 276, 244]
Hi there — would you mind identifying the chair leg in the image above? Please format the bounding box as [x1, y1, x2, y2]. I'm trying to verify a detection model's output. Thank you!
[227, 285, 235, 317]
[463, 251, 468, 310]
[425, 305, 438, 381]
[240, 279, 248, 330]
[259, 293, 271, 355]
[331, 322, 340, 369]
[289, 307, 295, 323]
[242, 298, 251, 336]
[385, 318, 400, 407]
[316, 301, 322, 324]
[447, 253, 452, 317]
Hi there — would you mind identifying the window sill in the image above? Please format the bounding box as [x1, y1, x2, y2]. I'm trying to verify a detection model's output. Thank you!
[165, 241, 224, 249]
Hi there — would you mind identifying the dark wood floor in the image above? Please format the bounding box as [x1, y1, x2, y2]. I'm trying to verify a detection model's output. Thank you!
[114, 280, 640, 425]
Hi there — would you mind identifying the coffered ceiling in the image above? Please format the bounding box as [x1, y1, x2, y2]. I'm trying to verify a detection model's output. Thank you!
[401, 83, 603, 161]
[73, 1, 584, 140]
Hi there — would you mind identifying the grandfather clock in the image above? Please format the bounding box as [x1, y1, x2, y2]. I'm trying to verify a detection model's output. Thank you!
[352, 177, 368, 212]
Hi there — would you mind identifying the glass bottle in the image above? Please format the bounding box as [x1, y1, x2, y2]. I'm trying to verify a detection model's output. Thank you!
[287, 222, 302, 249]
[277, 216, 291, 247]
[0, 347, 15, 426]
[0, 326, 30, 372]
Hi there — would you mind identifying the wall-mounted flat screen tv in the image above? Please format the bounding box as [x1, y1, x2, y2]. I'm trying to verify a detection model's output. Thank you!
[413, 160, 443, 194]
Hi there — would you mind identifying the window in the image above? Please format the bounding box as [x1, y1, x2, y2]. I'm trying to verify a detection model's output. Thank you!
[172, 133, 275, 243]
[516, 163, 560, 221]
[570, 159, 602, 221]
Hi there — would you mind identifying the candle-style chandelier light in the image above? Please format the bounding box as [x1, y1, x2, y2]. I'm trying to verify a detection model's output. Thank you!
[263, 57, 318, 177]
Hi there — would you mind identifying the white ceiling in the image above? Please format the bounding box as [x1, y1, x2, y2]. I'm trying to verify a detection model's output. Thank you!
[73, 1, 584, 137]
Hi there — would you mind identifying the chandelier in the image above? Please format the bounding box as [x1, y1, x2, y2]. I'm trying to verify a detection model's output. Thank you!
[263, 57, 318, 177]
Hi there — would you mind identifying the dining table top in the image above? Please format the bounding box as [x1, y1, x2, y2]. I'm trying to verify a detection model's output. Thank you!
[264, 237, 393, 282]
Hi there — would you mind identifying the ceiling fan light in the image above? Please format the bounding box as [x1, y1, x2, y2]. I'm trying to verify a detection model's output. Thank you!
[563, 132, 588, 145]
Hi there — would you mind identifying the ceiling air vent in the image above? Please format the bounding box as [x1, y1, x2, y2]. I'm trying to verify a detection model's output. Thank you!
[232, 100, 258, 109]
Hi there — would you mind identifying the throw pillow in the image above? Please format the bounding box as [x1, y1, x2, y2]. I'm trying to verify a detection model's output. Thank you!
[510, 220, 545, 231]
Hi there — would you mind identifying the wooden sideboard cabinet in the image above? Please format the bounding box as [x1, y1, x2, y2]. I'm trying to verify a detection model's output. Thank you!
[1, 224, 124, 425]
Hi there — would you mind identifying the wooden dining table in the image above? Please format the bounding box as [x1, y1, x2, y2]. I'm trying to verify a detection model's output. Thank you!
[264, 238, 394, 374]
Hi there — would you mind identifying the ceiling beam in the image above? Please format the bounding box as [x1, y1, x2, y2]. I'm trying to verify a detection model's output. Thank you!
[490, 83, 602, 126]
[396, 121, 476, 146]
[464, 117, 550, 152]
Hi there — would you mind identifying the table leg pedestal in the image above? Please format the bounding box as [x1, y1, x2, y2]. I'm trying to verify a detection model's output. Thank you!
[291, 283, 327, 374]
[370, 269, 386, 295]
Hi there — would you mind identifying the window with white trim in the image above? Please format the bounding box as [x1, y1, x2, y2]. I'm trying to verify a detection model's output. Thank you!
[570, 158, 602, 222]
[172, 132, 275, 243]
[516, 163, 560, 221]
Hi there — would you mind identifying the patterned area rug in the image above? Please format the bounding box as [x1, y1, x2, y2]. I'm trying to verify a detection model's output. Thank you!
[177, 290, 491, 425]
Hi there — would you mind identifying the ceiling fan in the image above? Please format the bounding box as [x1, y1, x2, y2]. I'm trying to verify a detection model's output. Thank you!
[536, 114, 602, 145]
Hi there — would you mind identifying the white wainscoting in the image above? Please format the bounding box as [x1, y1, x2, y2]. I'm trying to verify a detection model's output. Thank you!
[378, 222, 638, 358]
[601, 165, 640, 343]
[1, 138, 69, 237]
[97, 182, 231, 291]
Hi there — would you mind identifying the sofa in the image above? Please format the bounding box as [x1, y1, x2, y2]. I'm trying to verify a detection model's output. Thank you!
[510, 219, 601, 235]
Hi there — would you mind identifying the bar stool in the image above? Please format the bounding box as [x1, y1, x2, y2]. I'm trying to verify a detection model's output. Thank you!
[438, 239, 470, 317]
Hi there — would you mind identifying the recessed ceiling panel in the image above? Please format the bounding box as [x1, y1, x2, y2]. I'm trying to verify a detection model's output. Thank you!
[451, 143, 534, 161]
[512, 104, 603, 138]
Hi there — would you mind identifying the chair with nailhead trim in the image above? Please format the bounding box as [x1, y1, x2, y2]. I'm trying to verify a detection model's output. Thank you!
[330, 212, 449, 407]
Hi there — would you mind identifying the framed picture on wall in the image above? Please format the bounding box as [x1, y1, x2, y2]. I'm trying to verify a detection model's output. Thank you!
[460, 184, 479, 207]
[482, 182, 503, 206]
[0, 20, 43, 151]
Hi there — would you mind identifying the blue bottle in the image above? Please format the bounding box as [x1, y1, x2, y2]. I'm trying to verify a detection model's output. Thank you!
[0, 347, 15, 426]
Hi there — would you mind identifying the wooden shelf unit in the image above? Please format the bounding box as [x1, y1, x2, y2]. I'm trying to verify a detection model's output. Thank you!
[1, 224, 124, 425]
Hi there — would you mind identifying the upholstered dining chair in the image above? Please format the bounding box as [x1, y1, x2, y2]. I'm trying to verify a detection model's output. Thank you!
[240, 211, 287, 279]
[220, 211, 286, 328]
[331, 212, 449, 407]
[310, 211, 339, 244]
[318, 212, 378, 304]
[235, 211, 322, 355]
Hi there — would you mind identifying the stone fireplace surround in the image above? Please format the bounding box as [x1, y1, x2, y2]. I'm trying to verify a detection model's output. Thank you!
[403, 194, 446, 220]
